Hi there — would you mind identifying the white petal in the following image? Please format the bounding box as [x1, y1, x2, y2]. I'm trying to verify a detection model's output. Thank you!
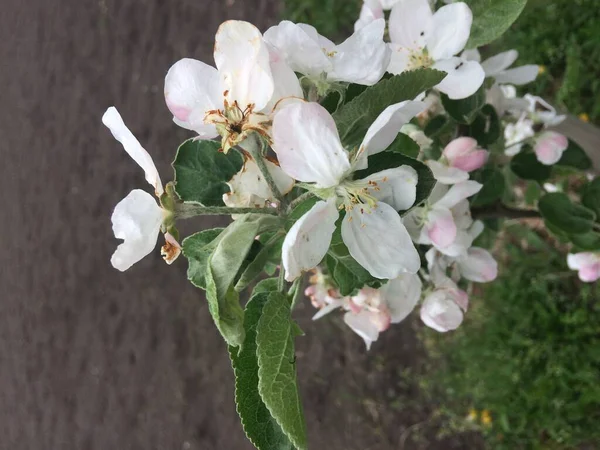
[214, 21, 274, 111]
[481, 50, 518, 76]
[457, 247, 498, 282]
[344, 310, 380, 350]
[263, 21, 331, 77]
[495, 65, 539, 85]
[272, 102, 351, 188]
[354, 0, 384, 31]
[102, 107, 164, 196]
[403, 207, 425, 243]
[282, 199, 338, 281]
[382, 274, 422, 323]
[111, 189, 165, 271]
[387, 43, 412, 74]
[433, 58, 485, 100]
[360, 101, 427, 157]
[329, 19, 391, 85]
[427, 3, 472, 61]
[420, 290, 464, 332]
[164, 58, 221, 138]
[342, 202, 420, 279]
[426, 160, 469, 185]
[362, 166, 418, 211]
[312, 298, 345, 320]
[388, 0, 432, 50]
[567, 252, 600, 270]
[534, 131, 568, 165]
[264, 46, 303, 113]
[424, 207, 457, 248]
[222, 159, 294, 208]
[434, 180, 482, 209]
[461, 48, 481, 62]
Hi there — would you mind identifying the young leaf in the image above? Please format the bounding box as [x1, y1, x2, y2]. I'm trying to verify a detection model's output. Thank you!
[557, 139, 592, 170]
[354, 152, 436, 212]
[510, 151, 552, 182]
[172, 138, 243, 206]
[387, 133, 421, 158]
[582, 177, 600, 218]
[256, 292, 307, 450]
[441, 85, 486, 125]
[465, 0, 528, 48]
[570, 231, 600, 251]
[332, 69, 446, 149]
[229, 292, 293, 450]
[235, 234, 284, 292]
[183, 228, 225, 289]
[538, 193, 597, 235]
[468, 105, 501, 147]
[470, 168, 506, 207]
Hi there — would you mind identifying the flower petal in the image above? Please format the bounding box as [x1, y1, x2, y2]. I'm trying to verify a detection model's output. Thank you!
[443, 136, 477, 160]
[481, 50, 518, 76]
[387, 43, 412, 74]
[388, 0, 432, 50]
[282, 199, 338, 281]
[434, 180, 482, 209]
[102, 107, 164, 196]
[433, 58, 485, 100]
[457, 247, 498, 282]
[329, 19, 391, 85]
[420, 290, 464, 332]
[214, 20, 274, 111]
[263, 21, 331, 78]
[164, 58, 221, 137]
[567, 252, 600, 270]
[534, 131, 568, 165]
[362, 166, 418, 211]
[344, 310, 381, 350]
[425, 207, 457, 248]
[111, 189, 165, 271]
[461, 48, 481, 62]
[382, 274, 422, 323]
[427, 2, 472, 61]
[342, 202, 420, 279]
[272, 102, 351, 188]
[426, 160, 469, 185]
[360, 101, 427, 157]
[354, 0, 385, 31]
[494, 65, 539, 85]
[264, 46, 304, 113]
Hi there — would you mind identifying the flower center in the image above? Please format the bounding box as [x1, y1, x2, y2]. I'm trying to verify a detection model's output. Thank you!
[408, 49, 433, 70]
[336, 179, 380, 213]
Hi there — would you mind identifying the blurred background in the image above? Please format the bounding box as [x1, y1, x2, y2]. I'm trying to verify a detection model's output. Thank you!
[1, 1, 598, 449]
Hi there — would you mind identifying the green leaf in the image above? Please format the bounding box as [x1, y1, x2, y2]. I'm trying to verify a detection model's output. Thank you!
[557, 139, 592, 170]
[582, 177, 600, 218]
[172, 138, 243, 206]
[570, 231, 600, 251]
[229, 293, 293, 450]
[254, 277, 279, 295]
[441, 85, 486, 124]
[510, 151, 552, 182]
[286, 195, 319, 230]
[468, 104, 501, 147]
[235, 234, 284, 292]
[333, 69, 446, 148]
[206, 214, 281, 347]
[524, 181, 542, 206]
[354, 152, 436, 212]
[387, 133, 421, 158]
[320, 83, 368, 114]
[538, 193, 596, 235]
[465, 0, 528, 48]
[183, 228, 224, 289]
[256, 292, 307, 450]
[470, 167, 506, 207]
[424, 115, 452, 139]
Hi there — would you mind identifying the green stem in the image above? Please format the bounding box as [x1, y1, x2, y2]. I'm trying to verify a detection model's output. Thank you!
[278, 258, 286, 293]
[174, 203, 278, 219]
[472, 203, 541, 220]
[288, 191, 315, 211]
[242, 133, 284, 206]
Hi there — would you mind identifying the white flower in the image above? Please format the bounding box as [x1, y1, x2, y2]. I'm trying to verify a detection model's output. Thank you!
[504, 114, 535, 156]
[164, 21, 301, 153]
[567, 252, 600, 283]
[426, 137, 489, 185]
[426, 245, 497, 285]
[273, 101, 426, 281]
[387, 0, 485, 99]
[102, 107, 180, 271]
[404, 181, 482, 256]
[524, 94, 566, 127]
[533, 131, 568, 165]
[420, 285, 467, 332]
[264, 19, 391, 88]
[462, 49, 539, 86]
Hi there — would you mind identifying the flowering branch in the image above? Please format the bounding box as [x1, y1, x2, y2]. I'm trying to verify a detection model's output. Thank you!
[174, 204, 278, 219]
[472, 203, 541, 220]
[241, 134, 285, 207]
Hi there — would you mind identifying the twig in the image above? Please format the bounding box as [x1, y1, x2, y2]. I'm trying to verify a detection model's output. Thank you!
[472, 203, 541, 220]
[174, 204, 278, 219]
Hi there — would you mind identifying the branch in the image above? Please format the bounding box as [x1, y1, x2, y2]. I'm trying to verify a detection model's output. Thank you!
[241, 133, 284, 206]
[472, 203, 541, 220]
[174, 204, 278, 219]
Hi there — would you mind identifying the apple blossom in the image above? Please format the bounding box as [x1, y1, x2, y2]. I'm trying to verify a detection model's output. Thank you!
[427, 245, 498, 285]
[533, 131, 568, 165]
[504, 114, 536, 156]
[387, 0, 485, 99]
[462, 49, 539, 86]
[426, 137, 489, 184]
[102, 107, 180, 271]
[420, 286, 467, 332]
[273, 101, 426, 280]
[164, 21, 302, 154]
[264, 19, 391, 93]
[567, 252, 600, 283]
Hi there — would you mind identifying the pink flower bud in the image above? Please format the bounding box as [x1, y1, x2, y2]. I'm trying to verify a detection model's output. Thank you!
[534, 131, 568, 165]
[443, 137, 489, 172]
[420, 290, 465, 332]
[567, 252, 600, 283]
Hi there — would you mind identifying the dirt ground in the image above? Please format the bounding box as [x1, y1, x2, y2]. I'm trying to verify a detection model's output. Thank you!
[0, 1, 482, 449]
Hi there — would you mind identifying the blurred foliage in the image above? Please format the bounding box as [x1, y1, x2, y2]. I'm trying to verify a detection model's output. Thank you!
[282, 0, 360, 40]
[422, 225, 600, 449]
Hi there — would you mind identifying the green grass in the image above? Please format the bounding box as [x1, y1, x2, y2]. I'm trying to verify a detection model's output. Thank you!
[421, 225, 600, 449]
